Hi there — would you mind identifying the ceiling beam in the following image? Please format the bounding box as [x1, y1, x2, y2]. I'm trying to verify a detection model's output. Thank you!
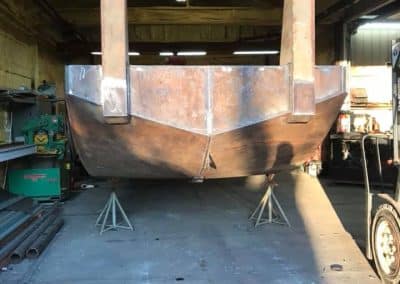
[316, 0, 357, 24]
[58, 40, 280, 56]
[344, 0, 397, 22]
[33, 0, 86, 41]
[0, 0, 61, 45]
[372, 1, 400, 20]
[56, 7, 282, 26]
[49, 0, 282, 9]
[317, 0, 397, 23]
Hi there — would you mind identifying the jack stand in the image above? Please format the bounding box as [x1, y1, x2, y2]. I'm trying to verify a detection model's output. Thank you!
[96, 182, 134, 235]
[249, 174, 291, 228]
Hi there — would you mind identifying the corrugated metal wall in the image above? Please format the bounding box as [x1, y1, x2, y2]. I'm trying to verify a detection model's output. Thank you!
[351, 27, 400, 65]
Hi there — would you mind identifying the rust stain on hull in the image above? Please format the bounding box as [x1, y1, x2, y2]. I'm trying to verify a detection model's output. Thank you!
[67, 92, 346, 179]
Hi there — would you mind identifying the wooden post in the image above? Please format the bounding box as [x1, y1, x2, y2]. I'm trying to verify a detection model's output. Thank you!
[280, 0, 315, 122]
[100, 0, 130, 124]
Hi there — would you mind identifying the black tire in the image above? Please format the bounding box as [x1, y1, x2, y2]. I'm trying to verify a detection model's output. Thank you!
[372, 203, 400, 283]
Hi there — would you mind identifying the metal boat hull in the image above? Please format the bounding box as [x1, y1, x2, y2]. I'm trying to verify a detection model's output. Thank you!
[65, 65, 346, 179]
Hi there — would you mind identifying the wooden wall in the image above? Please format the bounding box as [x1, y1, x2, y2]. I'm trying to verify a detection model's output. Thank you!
[0, 29, 36, 89]
[0, 29, 65, 97]
[37, 45, 65, 97]
[0, 1, 65, 97]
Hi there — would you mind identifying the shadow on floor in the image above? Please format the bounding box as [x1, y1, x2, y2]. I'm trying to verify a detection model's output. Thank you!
[320, 179, 367, 249]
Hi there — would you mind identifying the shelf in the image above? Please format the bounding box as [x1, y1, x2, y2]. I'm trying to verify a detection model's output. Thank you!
[0, 144, 36, 162]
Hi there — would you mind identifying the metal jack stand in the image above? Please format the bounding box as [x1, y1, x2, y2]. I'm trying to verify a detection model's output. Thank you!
[249, 174, 291, 227]
[96, 183, 134, 234]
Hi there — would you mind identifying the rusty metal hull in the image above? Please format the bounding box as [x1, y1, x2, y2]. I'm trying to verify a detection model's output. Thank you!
[65, 65, 346, 179]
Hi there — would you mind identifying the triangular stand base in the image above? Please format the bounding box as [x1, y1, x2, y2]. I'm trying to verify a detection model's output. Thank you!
[249, 174, 291, 228]
[96, 191, 134, 235]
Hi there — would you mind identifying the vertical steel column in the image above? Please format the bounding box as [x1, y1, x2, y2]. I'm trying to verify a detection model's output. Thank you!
[100, 0, 130, 124]
[392, 40, 400, 202]
[280, 0, 316, 122]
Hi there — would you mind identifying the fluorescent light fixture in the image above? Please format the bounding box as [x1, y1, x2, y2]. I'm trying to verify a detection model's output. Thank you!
[358, 22, 400, 30]
[177, 51, 207, 56]
[160, 52, 174, 56]
[90, 51, 140, 56]
[176, 0, 186, 2]
[359, 15, 378, 20]
[233, 50, 279, 55]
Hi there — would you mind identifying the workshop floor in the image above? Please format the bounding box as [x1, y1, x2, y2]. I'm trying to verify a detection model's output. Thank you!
[0, 171, 379, 283]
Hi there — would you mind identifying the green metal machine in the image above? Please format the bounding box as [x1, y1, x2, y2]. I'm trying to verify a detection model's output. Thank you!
[8, 168, 61, 198]
[8, 113, 70, 199]
[21, 114, 66, 160]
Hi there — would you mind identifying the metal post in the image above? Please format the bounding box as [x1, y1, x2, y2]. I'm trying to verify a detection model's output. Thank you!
[100, 0, 130, 124]
[112, 193, 117, 228]
[392, 41, 400, 202]
[361, 135, 373, 259]
[395, 166, 400, 202]
[99, 197, 112, 235]
[392, 41, 400, 164]
[281, 0, 316, 122]
[374, 137, 385, 192]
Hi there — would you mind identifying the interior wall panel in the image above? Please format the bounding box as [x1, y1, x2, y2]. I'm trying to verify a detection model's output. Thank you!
[351, 27, 400, 65]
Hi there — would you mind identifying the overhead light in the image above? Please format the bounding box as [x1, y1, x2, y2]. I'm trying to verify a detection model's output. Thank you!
[160, 52, 174, 56]
[358, 22, 400, 30]
[233, 50, 279, 55]
[359, 15, 379, 20]
[176, 0, 186, 2]
[177, 51, 207, 56]
[90, 51, 140, 56]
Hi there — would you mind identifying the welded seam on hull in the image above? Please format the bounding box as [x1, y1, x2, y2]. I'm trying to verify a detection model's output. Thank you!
[315, 91, 346, 104]
[199, 137, 212, 177]
[199, 67, 214, 177]
[67, 82, 346, 135]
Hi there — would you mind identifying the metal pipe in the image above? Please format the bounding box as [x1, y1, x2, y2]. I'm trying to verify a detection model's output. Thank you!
[27, 217, 64, 259]
[0, 196, 25, 211]
[0, 212, 25, 233]
[374, 137, 385, 192]
[0, 211, 17, 225]
[361, 134, 372, 259]
[0, 205, 45, 264]
[10, 207, 60, 264]
[0, 205, 42, 243]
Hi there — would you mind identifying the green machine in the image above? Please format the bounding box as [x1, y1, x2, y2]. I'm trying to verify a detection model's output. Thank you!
[21, 114, 66, 160]
[8, 114, 70, 199]
[8, 168, 61, 198]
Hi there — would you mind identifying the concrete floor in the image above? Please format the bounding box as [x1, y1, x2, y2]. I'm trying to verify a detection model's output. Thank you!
[0, 171, 379, 283]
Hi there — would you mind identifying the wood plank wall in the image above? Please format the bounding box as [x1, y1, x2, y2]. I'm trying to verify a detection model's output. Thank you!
[0, 0, 64, 97]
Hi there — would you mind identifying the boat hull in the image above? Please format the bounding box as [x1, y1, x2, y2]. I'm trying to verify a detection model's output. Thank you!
[65, 65, 346, 179]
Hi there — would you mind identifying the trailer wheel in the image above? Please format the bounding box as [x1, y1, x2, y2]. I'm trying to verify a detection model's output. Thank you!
[372, 203, 400, 283]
